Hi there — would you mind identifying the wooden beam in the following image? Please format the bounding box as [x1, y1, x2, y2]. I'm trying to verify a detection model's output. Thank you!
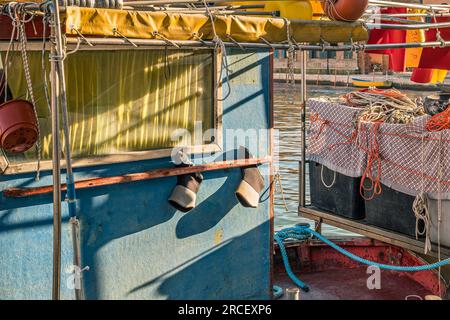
[3, 157, 271, 198]
[299, 206, 450, 259]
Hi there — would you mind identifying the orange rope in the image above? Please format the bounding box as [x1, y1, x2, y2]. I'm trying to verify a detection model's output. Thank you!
[426, 107, 450, 132]
[360, 122, 383, 201]
[309, 114, 450, 199]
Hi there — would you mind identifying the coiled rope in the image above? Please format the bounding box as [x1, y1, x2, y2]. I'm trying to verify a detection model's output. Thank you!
[343, 89, 426, 124]
[274, 227, 311, 292]
[275, 224, 450, 292]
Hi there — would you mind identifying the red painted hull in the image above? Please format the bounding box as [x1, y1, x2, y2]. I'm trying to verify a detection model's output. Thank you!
[0, 15, 47, 40]
[274, 238, 447, 300]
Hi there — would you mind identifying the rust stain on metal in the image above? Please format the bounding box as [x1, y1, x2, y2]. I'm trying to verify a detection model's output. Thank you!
[214, 228, 224, 245]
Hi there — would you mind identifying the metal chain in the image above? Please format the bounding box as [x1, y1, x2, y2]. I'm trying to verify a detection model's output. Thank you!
[15, 7, 41, 180]
[41, 13, 52, 113]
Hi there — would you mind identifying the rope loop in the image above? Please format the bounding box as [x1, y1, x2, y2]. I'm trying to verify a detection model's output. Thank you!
[320, 165, 337, 189]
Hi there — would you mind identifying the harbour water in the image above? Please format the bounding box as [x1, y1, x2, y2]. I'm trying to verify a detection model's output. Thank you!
[273, 83, 435, 237]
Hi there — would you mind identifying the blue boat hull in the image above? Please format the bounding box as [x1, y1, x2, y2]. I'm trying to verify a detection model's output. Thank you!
[0, 48, 273, 300]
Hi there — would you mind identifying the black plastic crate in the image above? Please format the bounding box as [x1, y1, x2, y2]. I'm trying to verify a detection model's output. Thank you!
[364, 184, 422, 238]
[309, 161, 365, 220]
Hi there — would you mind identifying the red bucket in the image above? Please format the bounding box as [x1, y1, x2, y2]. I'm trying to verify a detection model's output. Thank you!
[0, 100, 39, 153]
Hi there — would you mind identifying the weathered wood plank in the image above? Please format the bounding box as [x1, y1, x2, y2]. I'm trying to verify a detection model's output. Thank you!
[3, 157, 271, 198]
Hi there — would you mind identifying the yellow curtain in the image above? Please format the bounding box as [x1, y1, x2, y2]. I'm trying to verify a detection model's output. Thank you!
[5, 49, 213, 162]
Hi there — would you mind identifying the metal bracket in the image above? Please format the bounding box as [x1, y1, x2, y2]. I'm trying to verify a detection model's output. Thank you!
[113, 27, 138, 48]
[152, 31, 180, 48]
[70, 25, 94, 47]
[192, 32, 208, 46]
[226, 34, 246, 51]
[259, 36, 275, 50]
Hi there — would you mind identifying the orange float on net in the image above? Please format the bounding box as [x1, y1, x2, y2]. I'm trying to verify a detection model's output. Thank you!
[322, 0, 369, 22]
[0, 100, 39, 153]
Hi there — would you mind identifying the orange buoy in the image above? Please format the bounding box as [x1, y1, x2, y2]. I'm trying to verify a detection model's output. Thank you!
[0, 100, 38, 153]
[322, 0, 369, 22]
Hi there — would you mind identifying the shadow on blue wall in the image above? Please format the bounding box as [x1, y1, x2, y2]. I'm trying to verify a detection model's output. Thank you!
[128, 221, 271, 300]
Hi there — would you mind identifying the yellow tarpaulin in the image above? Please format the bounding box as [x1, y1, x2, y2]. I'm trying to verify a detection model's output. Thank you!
[63, 7, 368, 44]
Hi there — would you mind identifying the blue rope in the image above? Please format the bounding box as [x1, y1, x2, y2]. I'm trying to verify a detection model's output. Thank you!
[272, 285, 284, 299]
[275, 224, 450, 292]
[274, 226, 311, 292]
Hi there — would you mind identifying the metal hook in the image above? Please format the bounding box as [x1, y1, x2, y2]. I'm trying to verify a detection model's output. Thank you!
[259, 36, 275, 50]
[113, 27, 138, 48]
[70, 25, 94, 47]
[320, 38, 331, 52]
[192, 32, 208, 46]
[350, 37, 358, 52]
[226, 34, 246, 52]
[152, 31, 180, 48]
[290, 37, 302, 51]
[436, 30, 446, 48]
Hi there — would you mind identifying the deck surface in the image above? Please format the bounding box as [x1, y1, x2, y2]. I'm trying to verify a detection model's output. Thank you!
[275, 268, 433, 300]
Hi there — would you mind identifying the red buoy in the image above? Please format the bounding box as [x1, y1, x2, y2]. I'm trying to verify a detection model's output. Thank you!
[0, 100, 38, 153]
[323, 0, 369, 22]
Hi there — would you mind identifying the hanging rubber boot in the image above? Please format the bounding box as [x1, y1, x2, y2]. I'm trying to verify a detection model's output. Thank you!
[168, 167, 204, 212]
[235, 148, 265, 208]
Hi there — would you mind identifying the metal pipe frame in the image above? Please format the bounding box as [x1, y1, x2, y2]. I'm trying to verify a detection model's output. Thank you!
[366, 21, 450, 30]
[299, 50, 307, 210]
[123, 0, 450, 11]
[4, 0, 450, 15]
[123, 9, 275, 15]
[125, 0, 287, 5]
[363, 13, 450, 18]
[368, 0, 450, 10]
[48, 1, 62, 301]
[129, 4, 266, 10]
[61, 37, 450, 51]
[365, 16, 429, 25]
[52, 1, 83, 301]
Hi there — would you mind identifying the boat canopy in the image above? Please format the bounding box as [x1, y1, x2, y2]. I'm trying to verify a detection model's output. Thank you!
[63, 6, 368, 44]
